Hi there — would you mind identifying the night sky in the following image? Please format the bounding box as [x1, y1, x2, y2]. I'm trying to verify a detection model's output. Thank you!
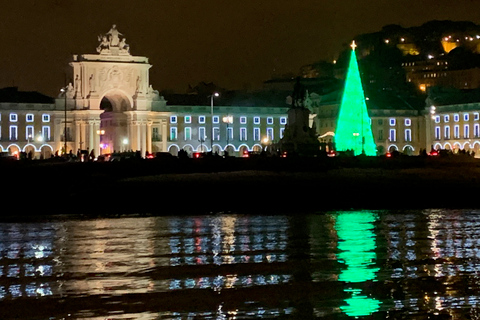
[0, 0, 479, 97]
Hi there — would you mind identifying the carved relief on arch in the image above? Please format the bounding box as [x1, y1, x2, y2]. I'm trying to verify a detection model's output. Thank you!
[108, 65, 124, 86]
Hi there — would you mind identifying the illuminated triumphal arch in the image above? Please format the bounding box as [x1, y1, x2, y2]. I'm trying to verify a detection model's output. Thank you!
[59, 25, 165, 155]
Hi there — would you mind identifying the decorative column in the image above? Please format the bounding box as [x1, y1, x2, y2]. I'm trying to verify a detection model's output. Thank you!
[162, 120, 167, 152]
[88, 121, 94, 152]
[141, 121, 147, 154]
[75, 121, 81, 152]
[146, 121, 152, 154]
[137, 121, 141, 152]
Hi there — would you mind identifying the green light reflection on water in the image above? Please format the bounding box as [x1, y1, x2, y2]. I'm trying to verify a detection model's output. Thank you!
[334, 211, 382, 317]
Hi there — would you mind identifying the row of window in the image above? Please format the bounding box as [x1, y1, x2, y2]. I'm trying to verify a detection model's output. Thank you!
[434, 113, 480, 123]
[435, 124, 480, 140]
[1, 114, 51, 123]
[169, 127, 282, 142]
[382, 118, 411, 127]
[380, 129, 412, 142]
[3, 125, 51, 141]
[170, 115, 287, 125]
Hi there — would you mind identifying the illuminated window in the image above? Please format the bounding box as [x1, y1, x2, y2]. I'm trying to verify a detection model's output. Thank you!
[475, 124, 480, 137]
[444, 126, 450, 139]
[267, 117, 273, 125]
[240, 116, 247, 124]
[26, 114, 34, 122]
[227, 127, 233, 140]
[253, 116, 260, 124]
[42, 114, 50, 122]
[405, 118, 411, 126]
[405, 129, 412, 142]
[26, 126, 34, 140]
[198, 127, 206, 140]
[435, 116, 440, 123]
[280, 128, 285, 138]
[184, 115, 191, 124]
[198, 116, 205, 124]
[240, 127, 247, 141]
[280, 117, 287, 125]
[267, 127, 274, 140]
[454, 125, 460, 138]
[184, 127, 191, 140]
[454, 114, 459, 122]
[253, 127, 260, 141]
[213, 127, 220, 141]
[10, 113, 17, 122]
[389, 118, 395, 126]
[435, 126, 441, 139]
[170, 116, 177, 124]
[389, 129, 396, 142]
[213, 116, 219, 124]
[377, 129, 383, 141]
[475, 113, 479, 121]
[42, 126, 50, 141]
[170, 127, 177, 141]
[444, 115, 449, 122]
[464, 125, 470, 138]
[9, 125, 17, 140]
[464, 114, 469, 121]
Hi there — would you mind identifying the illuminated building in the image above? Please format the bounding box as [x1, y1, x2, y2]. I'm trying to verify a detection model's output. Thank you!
[402, 60, 480, 92]
[425, 87, 480, 154]
[2, 25, 480, 159]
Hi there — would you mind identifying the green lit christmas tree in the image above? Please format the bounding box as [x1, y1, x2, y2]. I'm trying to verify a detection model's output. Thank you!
[335, 41, 376, 156]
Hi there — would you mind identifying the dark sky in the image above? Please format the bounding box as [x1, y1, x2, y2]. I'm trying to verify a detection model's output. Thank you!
[0, 0, 479, 97]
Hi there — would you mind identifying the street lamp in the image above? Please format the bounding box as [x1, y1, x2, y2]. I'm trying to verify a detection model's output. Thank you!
[210, 92, 220, 152]
[222, 115, 233, 155]
[97, 129, 105, 155]
[60, 86, 68, 156]
[37, 135, 45, 159]
[122, 138, 128, 152]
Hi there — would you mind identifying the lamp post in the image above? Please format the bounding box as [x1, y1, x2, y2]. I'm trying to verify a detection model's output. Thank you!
[209, 92, 220, 152]
[122, 138, 128, 152]
[97, 129, 105, 155]
[37, 135, 45, 159]
[222, 115, 233, 155]
[60, 86, 68, 156]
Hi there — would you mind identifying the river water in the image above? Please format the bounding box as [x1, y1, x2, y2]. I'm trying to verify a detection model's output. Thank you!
[1, 209, 480, 319]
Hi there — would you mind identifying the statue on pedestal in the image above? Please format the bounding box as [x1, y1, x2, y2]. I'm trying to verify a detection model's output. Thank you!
[96, 25, 130, 55]
[278, 77, 320, 157]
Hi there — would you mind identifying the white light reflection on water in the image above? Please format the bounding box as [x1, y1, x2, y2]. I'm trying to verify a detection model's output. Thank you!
[5, 210, 480, 319]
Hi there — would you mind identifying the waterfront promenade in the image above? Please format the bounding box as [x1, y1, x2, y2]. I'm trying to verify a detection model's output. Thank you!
[2, 155, 479, 219]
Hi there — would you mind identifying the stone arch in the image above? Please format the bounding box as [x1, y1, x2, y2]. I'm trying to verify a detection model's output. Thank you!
[444, 142, 452, 150]
[387, 144, 398, 152]
[7, 144, 20, 159]
[403, 145, 415, 155]
[183, 144, 194, 156]
[252, 144, 262, 152]
[212, 144, 222, 155]
[40, 145, 53, 159]
[168, 144, 179, 156]
[100, 89, 133, 113]
[433, 143, 442, 150]
[238, 145, 249, 157]
[99, 89, 132, 153]
[452, 142, 462, 153]
[224, 144, 235, 156]
[24, 145, 36, 159]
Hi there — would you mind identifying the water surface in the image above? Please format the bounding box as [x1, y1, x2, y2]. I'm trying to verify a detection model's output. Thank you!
[1, 209, 480, 319]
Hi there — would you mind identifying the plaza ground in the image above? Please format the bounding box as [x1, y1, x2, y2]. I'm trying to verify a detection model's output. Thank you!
[2, 155, 480, 219]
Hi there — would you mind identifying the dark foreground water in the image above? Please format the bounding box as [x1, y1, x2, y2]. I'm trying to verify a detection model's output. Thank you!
[1, 209, 480, 319]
